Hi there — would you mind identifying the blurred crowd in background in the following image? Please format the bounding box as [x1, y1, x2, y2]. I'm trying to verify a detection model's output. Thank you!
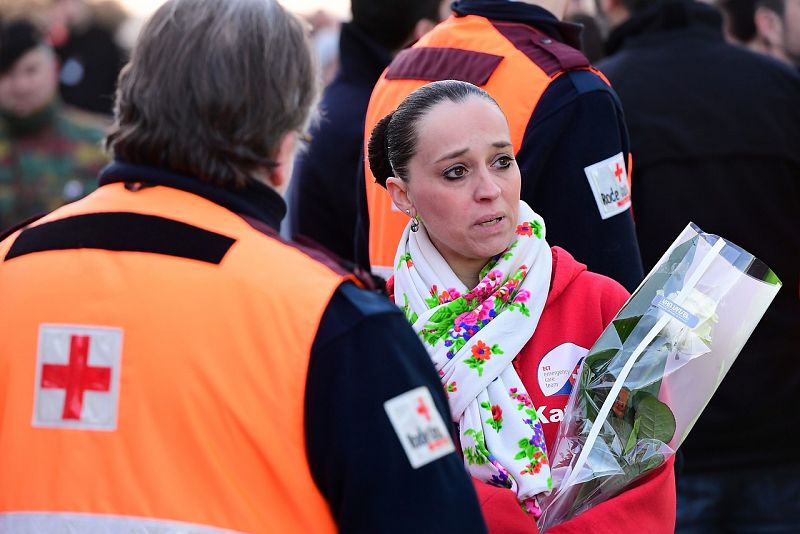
[0, 0, 798, 531]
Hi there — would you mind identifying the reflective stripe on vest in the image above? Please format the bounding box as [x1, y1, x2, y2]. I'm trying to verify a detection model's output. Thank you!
[363, 14, 598, 274]
[0, 183, 343, 533]
[0, 512, 242, 533]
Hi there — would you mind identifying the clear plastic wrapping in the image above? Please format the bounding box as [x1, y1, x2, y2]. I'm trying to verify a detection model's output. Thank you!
[537, 223, 782, 531]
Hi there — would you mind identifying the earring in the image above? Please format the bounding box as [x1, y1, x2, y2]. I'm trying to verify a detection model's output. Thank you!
[410, 217, 420, 233]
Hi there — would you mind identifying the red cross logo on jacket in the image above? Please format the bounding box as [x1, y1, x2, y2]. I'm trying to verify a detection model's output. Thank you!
[33, 325, 123, 430]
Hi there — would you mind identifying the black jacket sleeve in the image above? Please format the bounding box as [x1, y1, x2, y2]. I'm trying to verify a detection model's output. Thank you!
[305, 282, 487, 534]
[516, 69, 644, 291]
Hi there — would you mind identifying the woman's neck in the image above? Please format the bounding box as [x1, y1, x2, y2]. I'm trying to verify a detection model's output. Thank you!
[451, 259, 487, 289]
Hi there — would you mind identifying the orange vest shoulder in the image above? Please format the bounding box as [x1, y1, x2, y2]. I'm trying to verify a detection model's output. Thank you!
[363, 14, 594, 273]
[0, 184, 341, 533]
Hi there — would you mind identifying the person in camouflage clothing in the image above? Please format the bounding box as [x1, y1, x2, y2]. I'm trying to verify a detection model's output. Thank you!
[0, 17, 108, 232]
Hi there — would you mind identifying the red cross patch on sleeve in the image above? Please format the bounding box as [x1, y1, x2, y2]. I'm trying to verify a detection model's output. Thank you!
[583, 152, 632, 220]
[384, 386, 456, 469]
[33, 324, 123, 431]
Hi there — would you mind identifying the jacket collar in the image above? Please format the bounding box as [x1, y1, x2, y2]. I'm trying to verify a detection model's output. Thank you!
[451, 0, 584, 49]
[337, 22, 394, 82]
[605, 0, 723, 55]
[98, 161, 286, 231]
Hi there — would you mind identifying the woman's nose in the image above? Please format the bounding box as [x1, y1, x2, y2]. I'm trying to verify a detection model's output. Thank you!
[474, 169, 502, 201]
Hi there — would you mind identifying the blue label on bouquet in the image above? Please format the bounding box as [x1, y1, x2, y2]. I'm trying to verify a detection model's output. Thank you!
[652, 295, 699, 328]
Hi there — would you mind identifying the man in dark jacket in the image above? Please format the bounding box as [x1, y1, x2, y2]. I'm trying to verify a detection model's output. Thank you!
[289, 0, 447, 266]
[597, 1, 800, 530]
[0, 1, 486, 530]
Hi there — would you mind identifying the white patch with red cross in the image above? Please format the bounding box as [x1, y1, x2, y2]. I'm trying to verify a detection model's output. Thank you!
[584, 152, 632, 220]
[32, 324, 123, 431]
[384, 386, 455, 469]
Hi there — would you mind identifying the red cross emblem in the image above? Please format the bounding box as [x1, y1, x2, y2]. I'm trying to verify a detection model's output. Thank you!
[34, 325, 122, 429]
[613, 162, 624, 184]
[416, 396, 431, 422]
[41, 335, 111, 420]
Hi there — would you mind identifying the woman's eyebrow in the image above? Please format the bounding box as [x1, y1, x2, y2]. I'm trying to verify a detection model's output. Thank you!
[434, 147, 468, 163]
[434, 141, 512, 163]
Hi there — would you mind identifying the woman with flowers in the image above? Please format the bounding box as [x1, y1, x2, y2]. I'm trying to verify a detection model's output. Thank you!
[367, 80, 675, 533]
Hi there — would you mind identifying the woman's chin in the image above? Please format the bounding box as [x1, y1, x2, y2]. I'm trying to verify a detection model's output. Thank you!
[471, 241, 514, 265]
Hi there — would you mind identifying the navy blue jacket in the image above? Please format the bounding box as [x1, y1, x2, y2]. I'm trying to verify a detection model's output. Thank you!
[65, 162, 487, 533]
[598, 1, 800, 473]
[290, 23, 392, 267]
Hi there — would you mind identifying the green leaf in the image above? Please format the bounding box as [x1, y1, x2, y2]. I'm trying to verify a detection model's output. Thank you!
[480, 256, 500, 279]
[633, 394, 676, 444]
[427, 307, 455, 324]
[532, 220, 543, 238]
[584, 348, 619, 378]
[632, 449, 666, 475]
[397, 252, 412, 269]
[514, 451, 526, 460]
[480, 401, 491, 410]
[613, 315, 642, 344]
[491, 344, 504, 355]
[609, 416, 633, 451]
[624, 418, 640, 455]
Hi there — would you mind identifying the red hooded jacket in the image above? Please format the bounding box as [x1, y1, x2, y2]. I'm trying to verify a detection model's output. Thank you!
[390, 246, 676, 533]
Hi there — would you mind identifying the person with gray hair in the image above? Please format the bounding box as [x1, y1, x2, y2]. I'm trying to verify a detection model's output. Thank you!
[0, 0, 486, 532]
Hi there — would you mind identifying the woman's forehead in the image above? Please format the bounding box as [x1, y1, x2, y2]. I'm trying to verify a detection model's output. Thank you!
[414, 97, 511, 158]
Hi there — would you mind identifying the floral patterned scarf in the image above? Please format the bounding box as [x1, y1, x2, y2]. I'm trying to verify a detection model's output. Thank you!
[393, 201, 553, 515]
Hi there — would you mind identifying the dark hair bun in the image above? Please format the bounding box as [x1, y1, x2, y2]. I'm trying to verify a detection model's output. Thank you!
[367, 112, 395, 188]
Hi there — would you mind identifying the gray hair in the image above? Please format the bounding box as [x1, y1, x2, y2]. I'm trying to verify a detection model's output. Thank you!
[107, 0, 319, 188]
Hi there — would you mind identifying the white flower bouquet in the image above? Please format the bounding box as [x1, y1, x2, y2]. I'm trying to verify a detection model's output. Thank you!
[537, 223, 782, 531]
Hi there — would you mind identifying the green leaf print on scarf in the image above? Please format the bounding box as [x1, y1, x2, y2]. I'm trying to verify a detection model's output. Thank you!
[400, 294, 419, 324]
[397, 252, 413, 269]
[421, 297, 472, 346]
[501, 240, 519, 261]
[514, 437, 550, 480]
[463, 428, 491, 466]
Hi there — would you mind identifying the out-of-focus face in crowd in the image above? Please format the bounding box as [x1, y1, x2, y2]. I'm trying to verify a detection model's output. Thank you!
[782, 0, 800, 65]
[0, 46, 58, 118]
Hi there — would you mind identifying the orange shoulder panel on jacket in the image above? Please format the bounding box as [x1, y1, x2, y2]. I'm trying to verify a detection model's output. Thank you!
[363, 14, 591, 274]
[0, 183, 342, 533]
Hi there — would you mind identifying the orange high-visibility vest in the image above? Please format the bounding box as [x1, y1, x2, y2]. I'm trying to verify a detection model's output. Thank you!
[0, 182, 345, 533]
[363, 14, 619, 277]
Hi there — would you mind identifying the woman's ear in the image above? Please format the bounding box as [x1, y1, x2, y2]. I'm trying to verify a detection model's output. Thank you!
[386, 176, 413, 215]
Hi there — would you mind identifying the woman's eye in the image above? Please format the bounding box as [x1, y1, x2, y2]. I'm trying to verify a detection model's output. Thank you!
[494, 155, 514, 168]
[443, 165, 467, 179]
